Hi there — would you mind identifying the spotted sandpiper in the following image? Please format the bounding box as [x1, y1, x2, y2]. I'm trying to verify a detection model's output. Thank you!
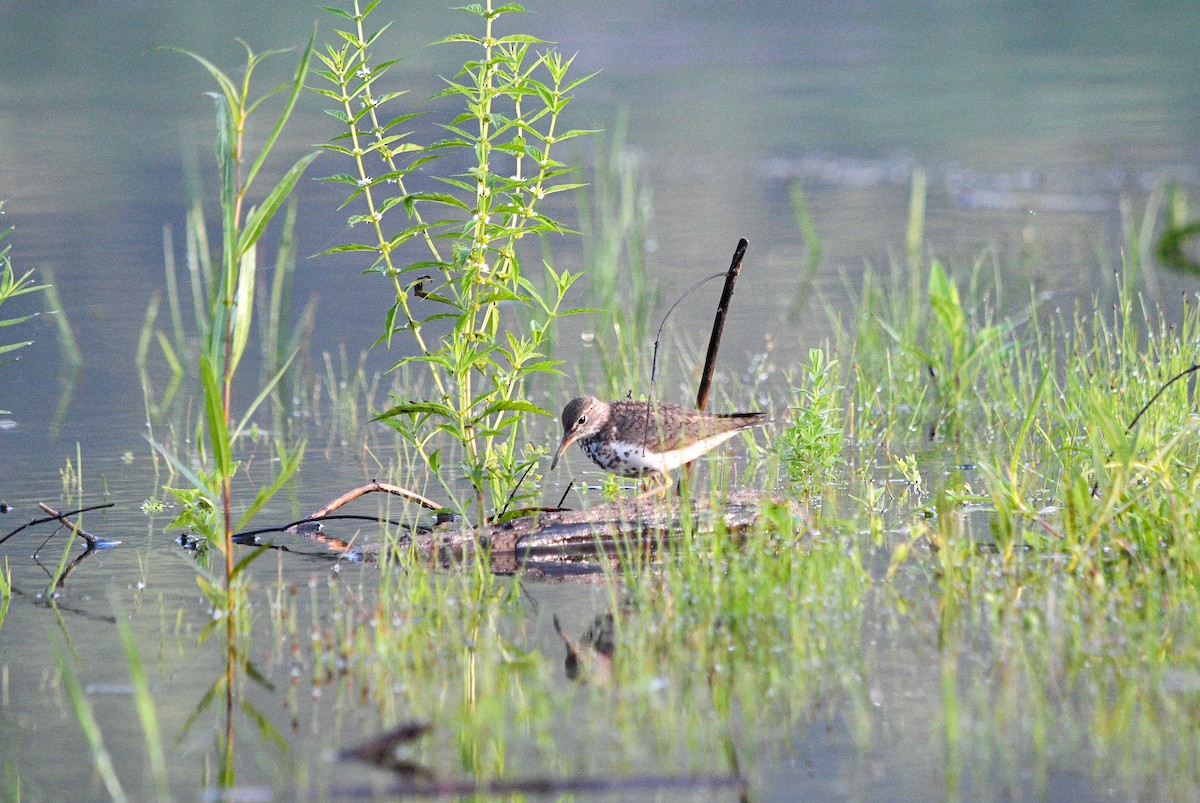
[550, 395, 768, 482]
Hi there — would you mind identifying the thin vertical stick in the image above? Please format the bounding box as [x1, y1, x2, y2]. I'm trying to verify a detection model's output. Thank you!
[695, 238, 748, 412]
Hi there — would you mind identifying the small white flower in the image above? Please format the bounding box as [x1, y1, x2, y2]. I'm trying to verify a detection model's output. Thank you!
[355, 66, 372, 79]
[356, 177, 372, 187]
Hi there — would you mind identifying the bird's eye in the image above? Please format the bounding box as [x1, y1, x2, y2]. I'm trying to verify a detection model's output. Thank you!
[576, 415, 587, 425]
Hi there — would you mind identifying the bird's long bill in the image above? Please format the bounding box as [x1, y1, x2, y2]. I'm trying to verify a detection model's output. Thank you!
[550, 434, 576, 471]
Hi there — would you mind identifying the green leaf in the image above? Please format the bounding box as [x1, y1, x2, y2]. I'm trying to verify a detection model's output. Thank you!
[236, 441, 305, 530]
[231, 544, 270, 578]
[433, 33, 483, 45]
[374, 400, 456, 420]
[199, 354, 232, 474]
[237, 151, 320, 258]
[232, 345, 301, 443]
[227, 246, 256, 378]
[321, 243, 381, 255]
[480, 398, 549, 417]
[144, 436, 211, 496]
[495, 34, 545, 44]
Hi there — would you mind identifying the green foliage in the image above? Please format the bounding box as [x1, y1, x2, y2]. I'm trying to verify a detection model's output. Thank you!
[777, 348, 844, 501]
[315, 0, 594, 524]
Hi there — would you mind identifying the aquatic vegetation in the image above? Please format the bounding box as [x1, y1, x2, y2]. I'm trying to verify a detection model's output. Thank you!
[0, 202, 48, 412]
[315, 0, 595, 525]
[777, 347, 845, 502]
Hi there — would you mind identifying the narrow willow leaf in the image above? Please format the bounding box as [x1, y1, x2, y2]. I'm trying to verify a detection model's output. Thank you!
[374, 400, 457, 420]
[227, 246, 256, 378]
[495, 34, 546, 44]
[237, 151, 320, 258]
[199, 354, 231, 474]
[231, 544, 271, 578]
[322, 243, 382, 255]
[433, 33, 483, 45]
[244, 28, 315, 192]
[481, 399, 549, 417]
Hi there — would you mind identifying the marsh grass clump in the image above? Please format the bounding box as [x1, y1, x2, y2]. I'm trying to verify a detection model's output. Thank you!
[845, 189, 1200, 795]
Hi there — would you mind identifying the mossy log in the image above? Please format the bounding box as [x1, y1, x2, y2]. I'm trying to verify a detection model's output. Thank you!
[287, 483, 800, 570]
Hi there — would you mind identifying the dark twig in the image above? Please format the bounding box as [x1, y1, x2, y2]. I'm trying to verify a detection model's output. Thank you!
[696, 238, 748, 413]
[1127, 363, 1200, 431]
[235, 514, 419, 543]
[495, 456, 538, 522]
[0, 502, 114, 547]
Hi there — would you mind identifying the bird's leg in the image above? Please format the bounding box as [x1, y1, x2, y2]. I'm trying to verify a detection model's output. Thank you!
[634, 471, 671, 500]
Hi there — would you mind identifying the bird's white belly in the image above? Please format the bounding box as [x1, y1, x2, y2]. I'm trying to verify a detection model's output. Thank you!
[585, 430, 742, 476]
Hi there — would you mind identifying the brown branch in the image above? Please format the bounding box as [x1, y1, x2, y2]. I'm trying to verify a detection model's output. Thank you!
[36, 503, 105, 548]
[293, 480, 441, 531]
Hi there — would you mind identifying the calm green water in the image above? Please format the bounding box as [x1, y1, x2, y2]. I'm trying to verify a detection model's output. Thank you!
[1, 1, 1198, 799]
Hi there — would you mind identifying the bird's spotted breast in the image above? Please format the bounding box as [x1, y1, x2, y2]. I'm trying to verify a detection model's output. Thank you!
[580, 437, 654, 477]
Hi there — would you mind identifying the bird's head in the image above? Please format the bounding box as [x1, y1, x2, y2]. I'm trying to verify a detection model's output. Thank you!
[550, 396, 608, 470]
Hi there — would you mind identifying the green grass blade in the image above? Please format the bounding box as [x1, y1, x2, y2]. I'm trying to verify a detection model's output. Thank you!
[232, 345, 299, 443]
[115, 610, 170, 801]
[54, 643, 128, 802]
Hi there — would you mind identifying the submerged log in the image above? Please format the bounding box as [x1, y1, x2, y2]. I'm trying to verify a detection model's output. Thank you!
[287, 486, 802, 568]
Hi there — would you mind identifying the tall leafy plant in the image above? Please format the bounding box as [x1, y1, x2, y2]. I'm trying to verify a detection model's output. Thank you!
[315, 1, 593, 525]
[159, 35, 314, 602]
[154, 38, 315, 784]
